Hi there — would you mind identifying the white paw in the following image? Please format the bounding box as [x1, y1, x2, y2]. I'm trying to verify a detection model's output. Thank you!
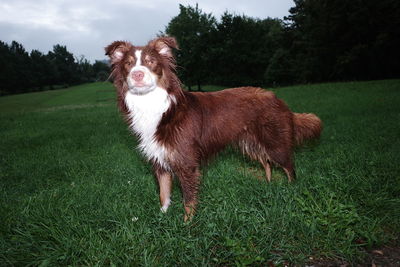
[160, 199, 171, 213]
[160, 206, 168, 213]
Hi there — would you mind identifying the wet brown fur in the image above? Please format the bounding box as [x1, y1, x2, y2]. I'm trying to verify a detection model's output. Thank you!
[105, 37, 322, 220]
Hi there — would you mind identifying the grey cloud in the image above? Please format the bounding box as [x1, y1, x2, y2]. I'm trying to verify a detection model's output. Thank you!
[0, 0, 294, 62]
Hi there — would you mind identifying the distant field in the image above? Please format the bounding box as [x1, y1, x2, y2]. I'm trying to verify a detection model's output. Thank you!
[1, 80, 399, 266]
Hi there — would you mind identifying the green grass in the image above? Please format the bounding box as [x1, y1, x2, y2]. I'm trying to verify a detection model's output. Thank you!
[1, 80, 399, 266]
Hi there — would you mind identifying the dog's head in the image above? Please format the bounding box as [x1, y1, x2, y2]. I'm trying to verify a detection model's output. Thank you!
[105, 37, 178, 95]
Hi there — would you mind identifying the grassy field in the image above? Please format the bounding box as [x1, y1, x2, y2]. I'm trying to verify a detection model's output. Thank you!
[1, 80, 399, 266]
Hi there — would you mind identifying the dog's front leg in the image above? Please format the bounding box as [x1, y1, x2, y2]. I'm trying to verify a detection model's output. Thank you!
[175, 166, 200, 222]
[155, 167, 173, 213]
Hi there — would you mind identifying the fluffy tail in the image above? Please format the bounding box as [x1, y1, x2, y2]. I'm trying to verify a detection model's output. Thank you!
[293, 113, 322, 145]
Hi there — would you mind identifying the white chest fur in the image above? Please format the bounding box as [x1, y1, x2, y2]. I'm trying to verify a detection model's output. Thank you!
[125, 87, 171, 169]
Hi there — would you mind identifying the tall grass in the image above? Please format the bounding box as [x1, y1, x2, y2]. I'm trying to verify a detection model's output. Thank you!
[1, 80, 399, 265]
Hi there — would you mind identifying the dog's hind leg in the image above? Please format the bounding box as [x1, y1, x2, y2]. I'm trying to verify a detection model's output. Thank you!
[268, 150, 296, 182]
[280, 156, 296, 182]
[237, 137, 274, 182]
[284, 167, 296, 182]
[262, 161, 272, 182]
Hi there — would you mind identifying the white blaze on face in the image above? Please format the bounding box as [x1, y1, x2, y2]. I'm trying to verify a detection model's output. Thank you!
[135, 50, 142, 66]
[127, 49, 158, 94]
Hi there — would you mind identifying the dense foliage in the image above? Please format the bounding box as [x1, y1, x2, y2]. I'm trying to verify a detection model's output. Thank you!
[1, 0, 399, 94]
[165, 1, 400, 89]
[0, 41, 109, 95]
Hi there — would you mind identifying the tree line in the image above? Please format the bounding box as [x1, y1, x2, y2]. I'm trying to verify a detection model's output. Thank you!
[1, 0, 399, 95]
[165, 0, 400, 89]
[0, 41, 109, 95]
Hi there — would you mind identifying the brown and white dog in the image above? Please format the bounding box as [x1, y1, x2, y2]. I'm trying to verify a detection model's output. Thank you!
[105, 37, 322, 221]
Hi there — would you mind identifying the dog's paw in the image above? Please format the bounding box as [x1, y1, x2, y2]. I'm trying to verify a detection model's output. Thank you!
[160, 199, 171, 213]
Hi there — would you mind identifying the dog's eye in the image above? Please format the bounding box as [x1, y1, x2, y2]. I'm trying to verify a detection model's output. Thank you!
[146, 58, 155, 65]
[125, 61, 132, 67]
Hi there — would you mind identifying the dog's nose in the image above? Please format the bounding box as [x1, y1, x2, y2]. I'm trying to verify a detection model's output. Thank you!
[132, 71, 144, 82]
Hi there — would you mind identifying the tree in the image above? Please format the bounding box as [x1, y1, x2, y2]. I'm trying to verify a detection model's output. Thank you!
[210, 13, 284, 86]
[47, 44, 78, 86]
[76, 55, 94, 83]
[10, 41, 35, 93]
[92, 60, 110, 82]
[30, 50, 55, 90]
[0, 41, 14, 94]
[0, 40, 111, 95]
[165, 5, 284, 88]
[165, 4, 216, 90]
[265, 48, 296, 87]
[284, 0, 400, 83]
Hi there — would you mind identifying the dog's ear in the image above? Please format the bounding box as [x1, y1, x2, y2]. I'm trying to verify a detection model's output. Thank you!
[149, 37, 178, 58]
[105, 41, 132, 64]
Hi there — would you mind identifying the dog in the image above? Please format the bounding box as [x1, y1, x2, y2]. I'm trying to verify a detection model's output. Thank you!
[105, 37, 322, 221]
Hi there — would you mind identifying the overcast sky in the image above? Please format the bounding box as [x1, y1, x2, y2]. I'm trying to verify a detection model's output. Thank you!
[0, 0, 294, 62]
